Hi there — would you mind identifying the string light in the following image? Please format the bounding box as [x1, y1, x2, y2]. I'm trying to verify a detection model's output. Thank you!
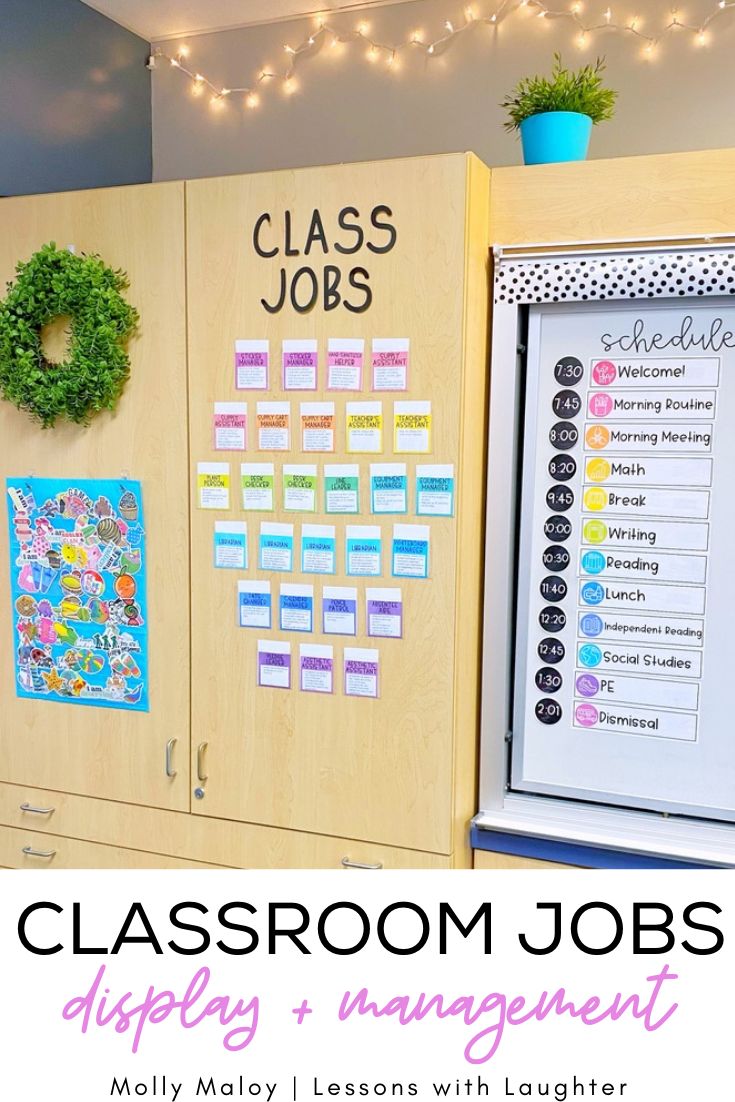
[150, 1, 735, 119]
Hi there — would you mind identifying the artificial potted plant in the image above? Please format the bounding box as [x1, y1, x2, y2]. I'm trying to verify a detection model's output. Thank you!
[502, 53, 617, 166]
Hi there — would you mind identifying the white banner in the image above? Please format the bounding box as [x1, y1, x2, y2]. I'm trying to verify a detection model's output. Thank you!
[1, 870, 731, 1101]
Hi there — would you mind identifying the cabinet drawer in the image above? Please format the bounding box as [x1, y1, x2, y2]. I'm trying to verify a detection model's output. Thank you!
[0, 783, 451, 868]
[0, 827, 227, 869]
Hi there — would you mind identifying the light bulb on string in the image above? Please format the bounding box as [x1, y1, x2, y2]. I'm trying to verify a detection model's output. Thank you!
[245, 91, 259, 108]
[149, 0, 735, 125]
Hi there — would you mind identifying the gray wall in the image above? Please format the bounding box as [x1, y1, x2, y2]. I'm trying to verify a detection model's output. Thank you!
[0, 0, 152, 195]
[152, 0, 735, 181]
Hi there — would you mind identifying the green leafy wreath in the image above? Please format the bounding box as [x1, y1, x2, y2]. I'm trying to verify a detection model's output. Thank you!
[0, 242, 139, 428]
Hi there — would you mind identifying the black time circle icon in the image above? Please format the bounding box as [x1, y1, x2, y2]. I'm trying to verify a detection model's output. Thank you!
[542, 544, 571, 572]
[552, 390, 582, 418]
[548, 421, 579, 450]
[535, 698, 563, 725]
[554, 356, 584, 386]
[535, 667, 564, 693]
[548, 454, 577, 482]
[538, 637, 565, 663]
[539, 605, 567, 632]
[544, 515, 573, 541]
[539, 575, 567, 602]
[546, 485, 575, 512]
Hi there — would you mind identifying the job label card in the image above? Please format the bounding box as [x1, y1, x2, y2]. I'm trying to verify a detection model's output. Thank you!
[344, 646, 379, 698]
[301, 524, 336, 575]
[372, 337, 409, 391]
[283, 339, 318, 390]
[213, 521, 247, 569]
[322, 586, 358, 635]
[257, 402, 290, 450]
[279, 583, 314, 632]
[213, 402, 247, 451]
[347, 402, 383, 453]
[258, 522, 294, 572]
[257, 639, 291, 688]
[366, 587, 403, 638]
[238, 580, 271, 629]
[394, 400, 432, 453]
[197, 462, 230, 509]
[301, 402, 335, 452]
[370, 463, 407, 514]
[327, 337, 364, 391]
[346, 525, 382, 577]
[241, 463, 274, 511]
[416, 464, 455, 516]
[324, 464, 360, 514]
[283, 465, 317, 512]
[392, 523, 430, 578]
[299, 643, 334, 693]
[234, 338, 269, 390]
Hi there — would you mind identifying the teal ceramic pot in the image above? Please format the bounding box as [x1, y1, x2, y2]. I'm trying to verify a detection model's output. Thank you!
[519, 111, 593, 165]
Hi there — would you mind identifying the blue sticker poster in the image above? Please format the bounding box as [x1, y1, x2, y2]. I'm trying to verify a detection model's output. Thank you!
[5, 477, 148, 711]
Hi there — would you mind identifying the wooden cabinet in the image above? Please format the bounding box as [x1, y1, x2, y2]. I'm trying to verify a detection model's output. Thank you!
[185, 155, 490, 861]
[0, 182, 190, 813]
[0, 828, 225, 869]
[0, 782, 451, 868]
[0, 154, 490, 868]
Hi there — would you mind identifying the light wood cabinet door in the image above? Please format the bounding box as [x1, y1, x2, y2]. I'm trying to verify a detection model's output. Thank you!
[186, 155, 489, 852]
[0, 182, 190, 811]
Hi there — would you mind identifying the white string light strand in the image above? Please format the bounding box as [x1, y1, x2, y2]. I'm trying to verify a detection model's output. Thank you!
[146, 1, 735, 110]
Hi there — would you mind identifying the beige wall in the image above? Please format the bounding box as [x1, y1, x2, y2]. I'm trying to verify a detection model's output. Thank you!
[152, 0, 735, 182]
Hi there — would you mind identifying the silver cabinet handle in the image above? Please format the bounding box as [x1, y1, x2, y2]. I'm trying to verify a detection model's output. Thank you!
[166, 738, 177, 778]
[20, 803, 55, 815]
[22, 846, 56, 858]
[341, 857, 383, 870]
[197, 742, 209, 783]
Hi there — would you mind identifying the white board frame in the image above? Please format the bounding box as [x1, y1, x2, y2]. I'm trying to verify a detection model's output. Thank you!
[477, 241, 735, 865]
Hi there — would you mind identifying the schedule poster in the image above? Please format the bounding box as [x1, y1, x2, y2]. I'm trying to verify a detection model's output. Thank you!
[512, 302, 735, 818]
[5, 477, 148, 711]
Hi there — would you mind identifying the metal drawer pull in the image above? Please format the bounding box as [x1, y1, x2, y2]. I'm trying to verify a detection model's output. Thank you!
[341, 857, 383, 870]
[22, 846, 56, 859]
[20, 803, 55, 815]
[165, 738, 177, 778]
[197, 742, 209, 783]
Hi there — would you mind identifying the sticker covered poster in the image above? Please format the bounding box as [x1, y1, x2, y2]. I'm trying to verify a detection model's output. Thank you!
[5, 478, 148, 711]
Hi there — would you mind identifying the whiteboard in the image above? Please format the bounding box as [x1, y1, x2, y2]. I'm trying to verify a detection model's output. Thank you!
[512, 299, 735, 820]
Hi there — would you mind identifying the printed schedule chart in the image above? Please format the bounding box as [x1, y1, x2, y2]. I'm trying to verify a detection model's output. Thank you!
[512, 301, 735, 819]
